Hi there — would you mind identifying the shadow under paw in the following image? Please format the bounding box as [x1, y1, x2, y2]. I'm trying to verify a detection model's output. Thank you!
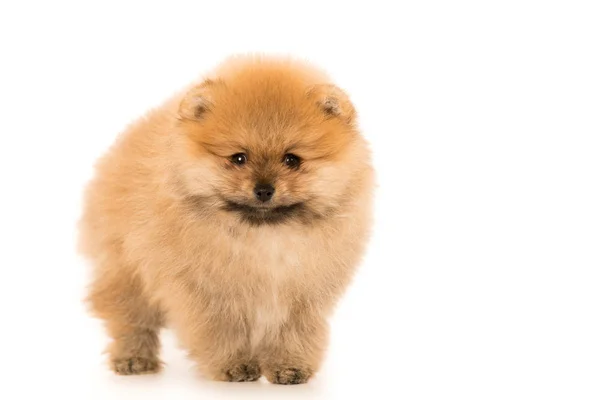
[112, 356, 161, 375]
[225, 363, 261, 382]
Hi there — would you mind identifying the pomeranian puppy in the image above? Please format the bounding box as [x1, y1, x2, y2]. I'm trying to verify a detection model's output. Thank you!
[78, 55, 374, 384]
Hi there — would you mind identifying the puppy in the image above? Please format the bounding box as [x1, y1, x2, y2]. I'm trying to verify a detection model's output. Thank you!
[78, 55, 374, 384]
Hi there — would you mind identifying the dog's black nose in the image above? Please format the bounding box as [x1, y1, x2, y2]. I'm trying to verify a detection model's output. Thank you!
[254, 184, 275, 202]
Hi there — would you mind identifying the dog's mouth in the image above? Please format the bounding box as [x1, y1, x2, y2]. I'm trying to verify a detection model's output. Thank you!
[223, 200, 305, 225]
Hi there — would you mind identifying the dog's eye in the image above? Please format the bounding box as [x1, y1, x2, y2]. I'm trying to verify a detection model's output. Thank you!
[283, 153, 301, 169]
[230, 153, 247, 165]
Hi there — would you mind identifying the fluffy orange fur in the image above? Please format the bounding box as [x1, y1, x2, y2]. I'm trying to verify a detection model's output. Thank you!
[78, 55, 374, 384]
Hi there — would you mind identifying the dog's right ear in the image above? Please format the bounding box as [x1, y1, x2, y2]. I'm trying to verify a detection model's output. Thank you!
[178, 80, 217, 120]
[307, 84, 356, 125]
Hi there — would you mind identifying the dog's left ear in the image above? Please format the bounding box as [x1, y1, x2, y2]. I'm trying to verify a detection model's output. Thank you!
[178, 80, 218, 120]
[307, 84, 356, 124]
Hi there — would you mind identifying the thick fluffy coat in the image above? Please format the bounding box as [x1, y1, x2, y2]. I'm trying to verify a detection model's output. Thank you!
[79, 55, 374, 384]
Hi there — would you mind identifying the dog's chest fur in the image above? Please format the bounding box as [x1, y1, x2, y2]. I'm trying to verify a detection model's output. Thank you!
[225, 224, 312, 347]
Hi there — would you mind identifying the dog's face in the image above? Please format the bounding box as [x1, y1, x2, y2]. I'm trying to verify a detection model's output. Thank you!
[174, 63, 366, 226]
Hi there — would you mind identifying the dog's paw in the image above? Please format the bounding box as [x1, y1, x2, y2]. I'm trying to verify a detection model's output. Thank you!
[266, 367, 311, 385]
[224, 363, 261, 382]
[111, 356, 161, 375]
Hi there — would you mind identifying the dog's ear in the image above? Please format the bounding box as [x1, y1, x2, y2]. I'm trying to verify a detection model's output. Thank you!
[307, 84, 356, 124]
[178, 80, 218, 120]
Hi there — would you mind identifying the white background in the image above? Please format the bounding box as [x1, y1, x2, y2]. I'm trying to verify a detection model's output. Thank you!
[0, 1, 599, 399]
